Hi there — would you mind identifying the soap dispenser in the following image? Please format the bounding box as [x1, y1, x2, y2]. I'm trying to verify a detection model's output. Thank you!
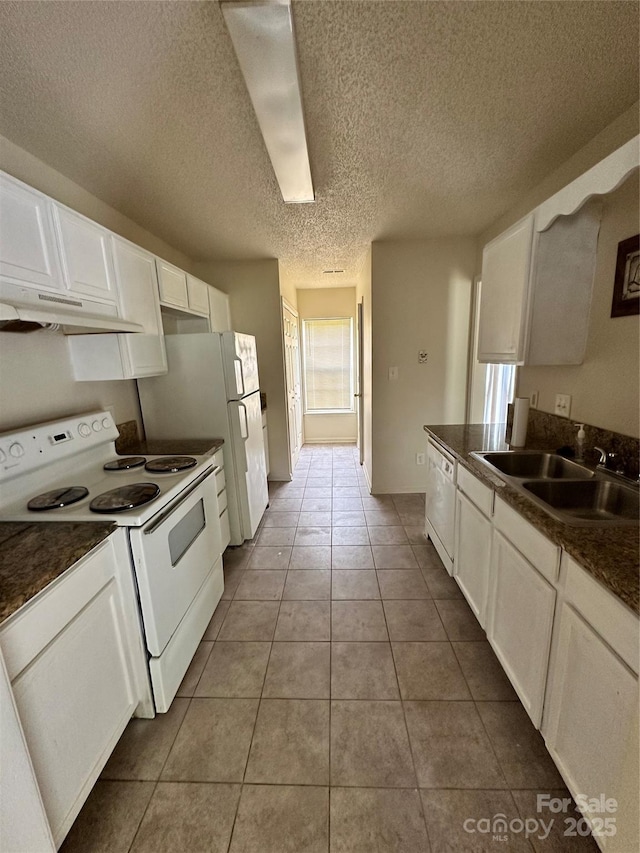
[575, 424, 586, 461]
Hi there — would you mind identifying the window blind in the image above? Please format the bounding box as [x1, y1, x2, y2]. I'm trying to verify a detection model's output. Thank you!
[303, 317, 353, 412]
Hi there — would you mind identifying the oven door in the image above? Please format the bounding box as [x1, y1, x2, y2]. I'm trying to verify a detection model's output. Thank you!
[128, 467, 221, 656]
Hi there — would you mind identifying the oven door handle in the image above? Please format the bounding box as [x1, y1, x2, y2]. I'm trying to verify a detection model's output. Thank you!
[143, 466, 218, 535]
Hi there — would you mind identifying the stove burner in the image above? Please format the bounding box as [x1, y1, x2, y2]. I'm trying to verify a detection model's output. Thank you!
[103, 456, 147, 471]
[28, 486, 89, 511]
[89, 483, 161, 513]
[145, 456, 198, 474]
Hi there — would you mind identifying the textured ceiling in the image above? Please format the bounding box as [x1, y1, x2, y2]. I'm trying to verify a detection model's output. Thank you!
[0, 1, 638, 288]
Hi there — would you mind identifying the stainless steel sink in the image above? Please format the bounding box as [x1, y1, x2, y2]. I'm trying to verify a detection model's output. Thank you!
[471, 451, 594, 480]
[470, 450, 638, 526]
[523, 479, 639, 526]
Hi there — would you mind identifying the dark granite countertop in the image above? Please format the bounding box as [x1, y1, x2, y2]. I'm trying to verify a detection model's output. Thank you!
[424, 424, 639, 614]
[0, 522, 116, 623]
[117, 438, 224, 457]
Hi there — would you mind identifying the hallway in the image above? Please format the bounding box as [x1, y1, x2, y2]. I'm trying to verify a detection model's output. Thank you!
[61, 444, 595, 852]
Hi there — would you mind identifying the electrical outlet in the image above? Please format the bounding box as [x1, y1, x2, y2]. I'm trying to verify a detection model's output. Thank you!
[530, 391, 539, 409]
[418, 351, 428, 364]
[555, 393, 572, 418]
[416, 452, 425, 465]
[388, 366, 398, 381]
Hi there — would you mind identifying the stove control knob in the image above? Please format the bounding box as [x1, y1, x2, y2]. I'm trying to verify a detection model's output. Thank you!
[92, 420, 102, 432]
[9, 442, 24, 458]
[78, 422, 91, 437]
[101, 417, 111, 429]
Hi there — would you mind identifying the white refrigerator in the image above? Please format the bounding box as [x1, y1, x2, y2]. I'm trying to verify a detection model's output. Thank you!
[137, 332, 269, 544]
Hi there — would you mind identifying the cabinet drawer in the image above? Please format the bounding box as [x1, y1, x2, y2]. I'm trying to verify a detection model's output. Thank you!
[457, 465, 493, 517]
[0, 538, 116, 681]
[215, 466, 226, 496]
[212, 449, 224, 470]
[493, 495, 559, 583]
[562, 553, 638, 674]
[217, 487, 228, 514]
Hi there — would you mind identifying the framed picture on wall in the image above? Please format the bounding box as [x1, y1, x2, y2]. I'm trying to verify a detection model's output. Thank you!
[610, 233, 640, 318]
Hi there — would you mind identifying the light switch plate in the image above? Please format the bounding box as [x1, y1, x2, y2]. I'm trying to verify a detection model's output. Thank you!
[388, 366, 398, 381]
[418, 351, 428, 363]
[555, 393, 572, 418]
[530, 391, 539, 409]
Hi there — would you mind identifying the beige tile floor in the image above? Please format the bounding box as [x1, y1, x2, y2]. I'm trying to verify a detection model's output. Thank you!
[62, 445, 597, 853]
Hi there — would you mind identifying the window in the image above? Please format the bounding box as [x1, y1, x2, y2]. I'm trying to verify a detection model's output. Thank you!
[483, 363, 516, 423]
[302, 317, 354, 413]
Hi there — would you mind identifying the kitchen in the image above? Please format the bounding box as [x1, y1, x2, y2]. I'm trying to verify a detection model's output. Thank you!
[0, 2, 638, 852]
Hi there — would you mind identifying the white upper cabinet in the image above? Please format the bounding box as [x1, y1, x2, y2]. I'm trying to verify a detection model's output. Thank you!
[186, 274, 210, 316]
[0, 173, 62, 292]
[68, 238, 167, 381]
[477, 135, 639, 365]
[156, 259, 188, 309]
[477, 213, 534, 363]
[52, 205, 117, 304]
[208, 284, 232, 332]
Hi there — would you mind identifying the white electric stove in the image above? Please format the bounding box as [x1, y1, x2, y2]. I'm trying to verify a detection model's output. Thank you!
[0, 411, 225, 713]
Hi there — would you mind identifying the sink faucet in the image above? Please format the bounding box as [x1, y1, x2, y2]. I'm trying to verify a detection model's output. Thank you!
[593, 446, 637, 482]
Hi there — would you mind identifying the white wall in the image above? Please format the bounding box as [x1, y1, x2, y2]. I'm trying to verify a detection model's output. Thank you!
[195, 259, 291, 480]
[371, 238, 476, 493]
[0, 137, 196, 433]
[518, 177, 639, 437]
[296, 287, 357, 443]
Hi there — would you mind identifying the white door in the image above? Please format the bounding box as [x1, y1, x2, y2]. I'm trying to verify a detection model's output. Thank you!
[0, 172, 62, 292]
[283, 302, 303, 472]
[113, 238, 167, 378]
[229, 390, 268, 539]
[543, 603, 638, 850]
[222, 331, 260, 399]
[453, 491, 491, 627]
[52, 205, 117, 303]
[487, 531, 556, 728]
[356, 300, 364, 466]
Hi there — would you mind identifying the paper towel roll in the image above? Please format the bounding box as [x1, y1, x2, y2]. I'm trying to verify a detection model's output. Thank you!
[511, 397, 529, 448]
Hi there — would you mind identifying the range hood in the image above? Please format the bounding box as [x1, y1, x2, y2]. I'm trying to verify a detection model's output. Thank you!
[0, 284, 144, 334]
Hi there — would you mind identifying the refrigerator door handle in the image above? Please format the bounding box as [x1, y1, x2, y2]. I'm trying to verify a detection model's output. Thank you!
[238, 402, 249, 441]
[233, 357, 245, 397]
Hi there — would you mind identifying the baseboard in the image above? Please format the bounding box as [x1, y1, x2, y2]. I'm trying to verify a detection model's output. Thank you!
[302, 439, 358, 445]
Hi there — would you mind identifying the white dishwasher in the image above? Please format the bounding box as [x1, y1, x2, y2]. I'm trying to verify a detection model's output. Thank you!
[424, 438, 457, 574]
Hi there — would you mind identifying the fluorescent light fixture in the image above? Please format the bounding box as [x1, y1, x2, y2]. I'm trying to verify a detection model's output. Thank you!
[221, 0, 315, 203]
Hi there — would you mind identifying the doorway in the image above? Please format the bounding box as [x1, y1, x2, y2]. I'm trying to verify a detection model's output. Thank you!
[282, 299, 303, 473]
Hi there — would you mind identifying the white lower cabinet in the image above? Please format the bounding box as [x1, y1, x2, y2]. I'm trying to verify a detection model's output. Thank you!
[453, 490, 491, 627]
[543, 556, 639, 852]
[487, 530, 556, 728]
[0, 530, 151, 849]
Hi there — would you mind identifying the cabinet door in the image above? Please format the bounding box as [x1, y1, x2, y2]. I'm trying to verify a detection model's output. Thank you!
[0, 173, 62, 291]
[53, 204, 117, 302]
[2, 539, 140, 847]
[209, 286, 232, 331]
[454, 491, 491, 627]
[487, 531, 556, 727]
[113, 238, 167, 378]
[477, 213, 534, 363]
[157, 259, 188, 309]
[186, 274, 210, 315]
[543, 603, 638, 850]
